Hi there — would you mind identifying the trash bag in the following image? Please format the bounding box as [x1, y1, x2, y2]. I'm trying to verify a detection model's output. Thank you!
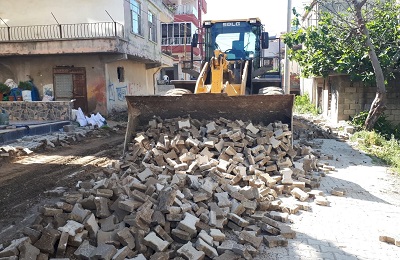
[94, 112, 106, 127]
[86, 113, 106, 128]
[86, 115, 96, 126]
[4, 79, 18, 89]
[76, 107, 88, 127]
[42, 95, 54, 101]
[30, 83, 40, 101]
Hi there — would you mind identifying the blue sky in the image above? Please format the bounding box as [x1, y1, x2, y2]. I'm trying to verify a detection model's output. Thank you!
[203, 0, 306, 36]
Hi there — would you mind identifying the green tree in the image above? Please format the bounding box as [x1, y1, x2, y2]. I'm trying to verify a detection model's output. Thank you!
[285, 0, 400, 130]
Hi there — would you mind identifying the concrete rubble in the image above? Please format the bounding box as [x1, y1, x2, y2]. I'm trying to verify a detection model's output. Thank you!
[0, 123, 123, 161]
[0, 116, 337, 259]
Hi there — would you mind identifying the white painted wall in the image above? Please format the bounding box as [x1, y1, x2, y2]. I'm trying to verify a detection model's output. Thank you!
[0, 0, 124, 25]
[106, 60, 155, 112]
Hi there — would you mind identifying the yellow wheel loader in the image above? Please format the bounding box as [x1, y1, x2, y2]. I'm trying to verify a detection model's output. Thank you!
[124, 18, 294, 151]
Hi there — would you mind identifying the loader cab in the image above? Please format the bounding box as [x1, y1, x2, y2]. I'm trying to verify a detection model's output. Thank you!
[203, 18, 266, 65]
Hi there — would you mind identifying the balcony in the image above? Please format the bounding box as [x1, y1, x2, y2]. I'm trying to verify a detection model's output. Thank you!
[164, 3, 198, 19]
[0, 22, 128, 56]
[0, 22, 124, 42]
[175, 4, 198, 18]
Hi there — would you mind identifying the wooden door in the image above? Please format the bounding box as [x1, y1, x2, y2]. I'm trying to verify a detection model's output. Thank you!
[53, 67, 88, 113]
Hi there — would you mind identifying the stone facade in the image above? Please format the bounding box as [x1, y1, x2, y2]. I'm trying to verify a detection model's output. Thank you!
[0, 101, 72, 121]
[335, 75, 400, 125]
[302, 75, 400, 126]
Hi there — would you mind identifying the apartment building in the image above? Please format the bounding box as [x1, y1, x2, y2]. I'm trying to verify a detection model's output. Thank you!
[0, 0, 174, 115]
[160, 0, 207, 81]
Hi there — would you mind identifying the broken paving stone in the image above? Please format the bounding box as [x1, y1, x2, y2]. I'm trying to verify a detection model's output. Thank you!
[171, 228, 192, 242]
[198, 230, 213, 246]
[195, 238, 218, 258]
[19, 242, 40, 260]
[314, 195, 330, 206]
[0, 237, 31, 258]
[117, 228, 136, 250]
[227, 213, 250, 227]
[232, 244, 252, 259]
[214, 251, 241, 260]
[68, 230, 88, 247]
[58, 220, 84, 236]
[56, 231, 69, 257]
[263, 235, 288, 248]
[94, 197, 112, 218]
[210, 228, 226, 242]
[178, 120, 191, 129]
[113, 246, 133, 260]
[291, 187, 309, 202]
[279, 225, 296, 239]
[177, 242, 205, 260]
[22, 227, 41, 244]
[267, 211, 289, 223]
[331, 187, 346, 196]
[379, 235, 400, 247]
[281, 168, 294, 185]
[238, 230, 263, 249]
[84, 213, 100, 238]
[90, 243, 117, 260]
[34, 228, 61, 254]
[178, 212, 200, 235]
[144, 232, 170, 252]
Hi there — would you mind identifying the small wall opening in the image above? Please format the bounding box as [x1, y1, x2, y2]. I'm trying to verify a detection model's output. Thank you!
[117, 67, 125, 82]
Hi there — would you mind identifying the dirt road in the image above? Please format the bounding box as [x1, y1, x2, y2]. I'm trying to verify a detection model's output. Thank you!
[0, 127, 125, 242]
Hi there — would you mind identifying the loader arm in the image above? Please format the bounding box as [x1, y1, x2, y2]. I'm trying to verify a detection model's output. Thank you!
[195, 50, 246, 96]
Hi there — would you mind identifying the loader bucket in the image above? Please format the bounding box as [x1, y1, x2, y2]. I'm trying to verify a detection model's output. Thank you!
[124, 94, 294, 152]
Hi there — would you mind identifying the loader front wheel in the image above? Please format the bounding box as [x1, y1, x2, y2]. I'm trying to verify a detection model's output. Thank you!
[164, 88, 193, 96]
[258, 86, 284, 95]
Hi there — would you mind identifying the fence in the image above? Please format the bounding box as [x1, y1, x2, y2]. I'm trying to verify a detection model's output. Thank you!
[0, 22, 124, 41]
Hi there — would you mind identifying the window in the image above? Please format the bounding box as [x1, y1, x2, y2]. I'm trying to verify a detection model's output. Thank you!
[117, 67, 125, 82]
[130, 0, 142, 35]
[148, 11, 157, 42]
[161, 22, 192, 46]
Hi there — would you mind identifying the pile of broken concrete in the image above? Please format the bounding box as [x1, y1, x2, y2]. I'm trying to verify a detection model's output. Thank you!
[0, 125, 90, 159]
[0, 117, 336, 259]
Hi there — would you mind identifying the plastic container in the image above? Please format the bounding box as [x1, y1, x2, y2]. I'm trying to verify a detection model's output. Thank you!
[22, 90, 32, 101]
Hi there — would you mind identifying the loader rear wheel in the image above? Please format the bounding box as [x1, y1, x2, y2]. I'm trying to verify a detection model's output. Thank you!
[258, 86, 284, 95]
[164, 88, 193, 96]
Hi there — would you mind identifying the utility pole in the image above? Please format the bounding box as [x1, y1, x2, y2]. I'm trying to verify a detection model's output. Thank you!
[184, 23, 187, 80]
[284, 0, 292, 94]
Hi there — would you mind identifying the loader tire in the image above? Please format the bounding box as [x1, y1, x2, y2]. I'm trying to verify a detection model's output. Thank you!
[258, 86, 284, 95]
[164, 88, 193, 96]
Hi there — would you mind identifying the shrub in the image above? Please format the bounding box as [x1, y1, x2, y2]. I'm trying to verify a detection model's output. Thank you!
[18, 81, 33, 91]
[351, 111, 399, 140]
[0, 83, 10, 94]
[294, 94, 318, 115]
[351, 131, 400, 173]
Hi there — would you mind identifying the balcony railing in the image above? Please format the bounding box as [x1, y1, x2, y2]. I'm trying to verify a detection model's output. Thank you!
[176, 5, 198, 18]
[0, 22, 124, 42]
[162, 36, 192, 45]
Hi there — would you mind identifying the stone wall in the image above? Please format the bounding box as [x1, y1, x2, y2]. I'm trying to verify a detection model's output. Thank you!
[0, 101, 72, 121]
[333, 75, 400, 125]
